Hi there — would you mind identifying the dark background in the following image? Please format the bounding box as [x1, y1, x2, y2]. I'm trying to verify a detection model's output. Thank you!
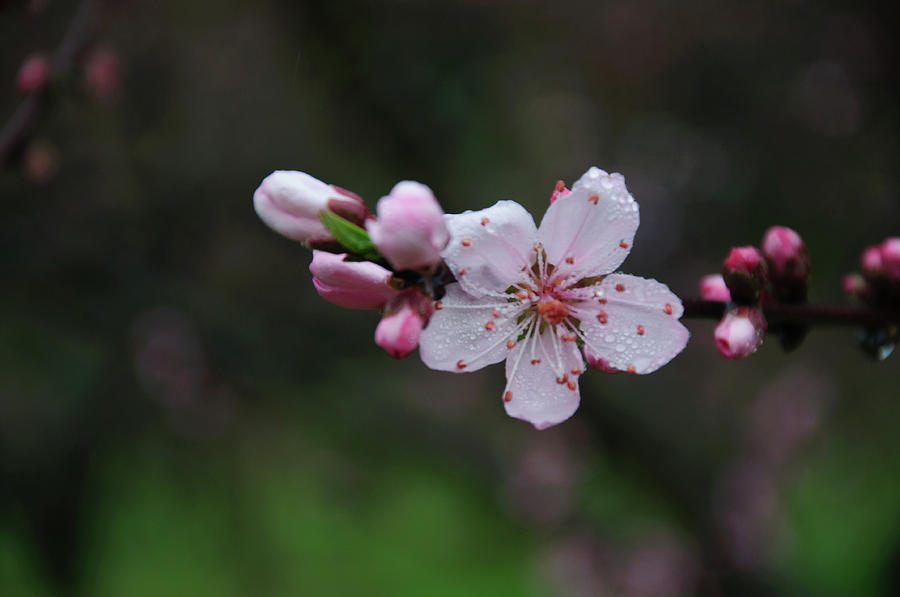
[2, 1, 899, 595]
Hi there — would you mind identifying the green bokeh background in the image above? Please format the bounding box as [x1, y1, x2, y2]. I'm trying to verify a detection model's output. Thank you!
[2, 1, 899, 595]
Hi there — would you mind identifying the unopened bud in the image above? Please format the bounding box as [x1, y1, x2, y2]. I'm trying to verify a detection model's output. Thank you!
[309, 251, 398, 310]
[699, 274, 732, 302]
[841, 273, 867, 297]
[881, 237, 900, 280]
[374, 293, 433, 358]
[549, 180, 571, 204]
[366, 181, 449, 271]
[16, 53, 51, 95]
[761, 226, 810, 302]
[860, 245, 883, 278]
[714, 306, 767, 359]
[722, 246, 767, 304]
[253, 170, 368, 244]
[83, 46, 122, 103]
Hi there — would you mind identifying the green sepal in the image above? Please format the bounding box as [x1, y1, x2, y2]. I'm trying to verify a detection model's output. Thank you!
[318, 211, 381, 261]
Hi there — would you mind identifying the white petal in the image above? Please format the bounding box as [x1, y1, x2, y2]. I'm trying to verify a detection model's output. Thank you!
[503, 327, 584, 430]
[537, 167, 639, 279]
[441, 201, 538, 298]
[418, 283, 525, 372]
[574, 274, 689, 374]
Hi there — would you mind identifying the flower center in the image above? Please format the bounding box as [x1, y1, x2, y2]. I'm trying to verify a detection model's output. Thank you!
[536, 297, 569, 326]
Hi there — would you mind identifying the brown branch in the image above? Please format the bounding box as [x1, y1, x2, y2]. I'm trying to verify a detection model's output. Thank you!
[682, 298, 899, 328]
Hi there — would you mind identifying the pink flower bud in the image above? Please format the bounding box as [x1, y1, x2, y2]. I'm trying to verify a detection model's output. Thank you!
[841, 273, 867, 297]
[366, 181, 449, 271]
[714, 306, 767, 359]
[549, 180, 571, 204]
[860, 244, 883, 276]
[375, 301, 425, 358]
[83, 47, 122, 102]
[722, 246, 768, 304]
[761, 226, 810, 279]
[309, 251, 399, 310]
[880, 237, 900, 280]
[699, 274, 732, 302]
[16, 53, 51, 95]
[253, 170, 367, 244]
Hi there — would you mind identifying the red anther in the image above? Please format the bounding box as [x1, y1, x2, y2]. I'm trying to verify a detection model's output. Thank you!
[458, 268, 467, 276]
[484, 321, 495, 330]
[565, 256, 574, 264]
[637, 325, 645, 336]
[492, 309, 500, 318]
[588, 194, 599, 204]
[461, 238, 471, 247]
[556, 374, 568, 384]
[456, 360, 467, 370]
[571, 368, 582, 375]
[619, 241, 629, 249]
[626, 365, 636, 375]
[567, 381, 576, 390]
[615, 283, 625, 292]
[503, 391, 512, 402]
[506, 340, 516, 349]
[434, 301, 443, 310]
[481, 217, 490, 226]
[555, 180, 565, 192]
[520, 265, 527, 272]
[537, 298, 569, 325]
[515, 291, 526, 300]
[663, 303, 672, 315]
[561, 334, 577, 342]
[598, 298, 607, 304]
[531, 359, 541, 365]
[596, 311, 608, 324]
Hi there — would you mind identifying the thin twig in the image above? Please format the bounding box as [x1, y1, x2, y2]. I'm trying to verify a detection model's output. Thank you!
[0, 0, 96, 165]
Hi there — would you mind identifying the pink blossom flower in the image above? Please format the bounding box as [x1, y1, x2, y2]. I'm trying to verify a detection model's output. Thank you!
[714, 306, 767, 359]
[83, 46, 122, 102]
[418, 167, 689, 429]
[860, 244, 883, 275]
[309, 250, 399, 309]
[366, 181, 450, 271]
[253, 170, 368, 244]
[699, 273, 732, 302]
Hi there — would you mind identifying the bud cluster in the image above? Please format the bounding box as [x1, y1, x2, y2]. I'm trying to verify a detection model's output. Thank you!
[841, 237, 900, 360]
[254, 171, 450, 359]
[703, 226, 811, 359]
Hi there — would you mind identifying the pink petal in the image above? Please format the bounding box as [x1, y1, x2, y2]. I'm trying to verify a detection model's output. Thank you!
[309, 251, 398, 310]
[574, 274, 689, 374]
[537, 167, 639, 279]
[503, 328, 584, 430]
[418, 283, 524, 372]
[441, 201, 538, 298]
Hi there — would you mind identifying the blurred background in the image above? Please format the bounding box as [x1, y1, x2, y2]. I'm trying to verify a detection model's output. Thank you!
[2, 0, 899, 595]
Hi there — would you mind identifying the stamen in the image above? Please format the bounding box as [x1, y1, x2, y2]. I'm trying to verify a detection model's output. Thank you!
[484, 321, 495, 330]
[555, 180, 565, 192]
[571, 368, 582, 375]
[461, 238, 471, 247]
[531, 359, 541, 365]
[619, 240, 629, 249]
[596, 311, 608, 324]
[503, 391, 512, 402]
[615, 283, 625, 292]
[556, 374, 568, 384]
[456, 360, 467, 370]
[664, 303, 673, 315]
[492, 309, 500, 318]
[637, 324, 645, 336]
[565, 256, 574, 264]
[506, 340, 516, 349]
[588, 194, 599, 204]
[481, 217, 490, 226]
[434, 301, 443, 310]
[626, 365, 636, 375]
[458, 268, 467, 276]
[567, 381, 576, 390]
